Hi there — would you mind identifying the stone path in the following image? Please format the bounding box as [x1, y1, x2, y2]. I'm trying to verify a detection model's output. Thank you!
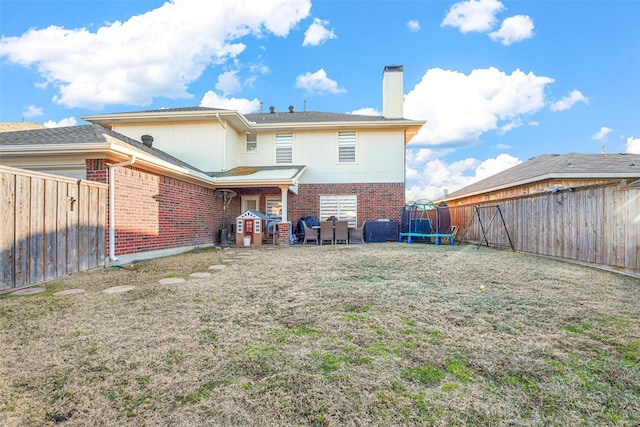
[6, 249, 254, 297]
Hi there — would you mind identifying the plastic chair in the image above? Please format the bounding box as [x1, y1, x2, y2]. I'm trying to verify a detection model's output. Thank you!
[320, 221, 334, 245]
[302, 221, 318, 245]
[334, 221, 349, 244]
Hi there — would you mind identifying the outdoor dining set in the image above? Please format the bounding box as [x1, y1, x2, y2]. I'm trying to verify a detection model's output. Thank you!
[301, 219, 365, 245]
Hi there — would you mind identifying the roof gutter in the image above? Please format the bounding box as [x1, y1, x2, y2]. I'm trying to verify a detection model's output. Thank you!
[108, 155, 136, 262]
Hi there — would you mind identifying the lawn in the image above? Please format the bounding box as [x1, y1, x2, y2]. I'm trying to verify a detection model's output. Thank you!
[1, 243, 638, 426]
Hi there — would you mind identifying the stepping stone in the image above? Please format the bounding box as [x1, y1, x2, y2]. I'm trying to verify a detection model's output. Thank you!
[208, 264, 226, 270]
[158, 278, 186, 285]
[189, 272, 212, 278]
[102, 285, 136, 294]
[9, 287, 46, 296]
[53, 289, 85, 296]
[222, 259, 236, 263]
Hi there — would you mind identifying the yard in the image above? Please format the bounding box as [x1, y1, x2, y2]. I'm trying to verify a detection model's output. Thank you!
[1, 243, 638, 426]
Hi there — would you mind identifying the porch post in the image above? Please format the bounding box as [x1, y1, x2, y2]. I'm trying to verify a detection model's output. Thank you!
[279, 185, 288, 223]
[278, 185, 290, 245]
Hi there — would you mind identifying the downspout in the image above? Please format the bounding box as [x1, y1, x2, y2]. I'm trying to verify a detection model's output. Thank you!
[215, 113, 227, 171]
[108, 155, 136, 262]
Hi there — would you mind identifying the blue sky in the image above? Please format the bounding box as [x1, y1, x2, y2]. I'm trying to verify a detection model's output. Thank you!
[1, 0, 639, 200]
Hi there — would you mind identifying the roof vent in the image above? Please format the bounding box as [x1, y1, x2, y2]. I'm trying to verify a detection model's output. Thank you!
[269, 106, 275, 114]
[141, 135, 154, 147]
[289, 105, 295, 113]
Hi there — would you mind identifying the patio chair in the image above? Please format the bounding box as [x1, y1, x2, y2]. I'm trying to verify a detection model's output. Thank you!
[349, 220, 366, 244]
[334, 221, 349, 244]
[320, 221, 334, 245]
[302, 221, 319, 245]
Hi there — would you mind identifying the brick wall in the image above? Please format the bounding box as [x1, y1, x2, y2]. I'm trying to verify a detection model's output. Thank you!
[289, 183, 405, 226]
[229, 183, 404, 227]
[86, 160, 220, 257]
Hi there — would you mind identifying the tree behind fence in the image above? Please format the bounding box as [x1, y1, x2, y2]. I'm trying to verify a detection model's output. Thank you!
[0, 165, 108, 290]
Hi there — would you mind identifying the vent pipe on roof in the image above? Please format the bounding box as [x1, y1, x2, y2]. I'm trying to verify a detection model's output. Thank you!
[141, 135, 154, 147]
[289, 105, 294, 113]
[382, 65, 404, 119]
[269, 106, 275, 114]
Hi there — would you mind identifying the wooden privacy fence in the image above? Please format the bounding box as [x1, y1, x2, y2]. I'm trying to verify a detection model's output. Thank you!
[1, 165, 108, 291]
[450, 181, 639, 275]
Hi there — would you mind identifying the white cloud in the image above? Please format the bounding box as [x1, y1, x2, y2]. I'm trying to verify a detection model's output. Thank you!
[407, 20, 421, 32]
[349, 107, 380, 116]
[199, 91, 261, 114]
[626, 136, 640, 154]
[406, 152, 521, 201]
[592, 126, 613, 142]
[404, 67, 554, 146]
[489, 15, 534, 45]
[549, 89, 589, 112]
[294, 69, 346, 95]
[441, 0, 505, 33]
[22, 105, 43, 118]
[302, 18, 337, 46]
[497, 118, 523, 135]
[528, 120, 539, 126]
[495, 143, 512, 150]
[474, 153, 521, 180]
[0, 0, 312, 109]
[215, 71, 242, 95]
[43, 117, 77, 128]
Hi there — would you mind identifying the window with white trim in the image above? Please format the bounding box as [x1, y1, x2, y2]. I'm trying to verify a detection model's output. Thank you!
[265, 196, 282, 218]
[246, 133, 257, 152]
[319, 195, 358, 227]
[338, 131, 356, 163]
[275, 133, 293, 164]
[241, 196, 258, 212]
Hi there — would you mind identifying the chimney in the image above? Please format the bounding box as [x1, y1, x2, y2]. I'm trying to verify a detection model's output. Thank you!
[382, 65, 404, 119]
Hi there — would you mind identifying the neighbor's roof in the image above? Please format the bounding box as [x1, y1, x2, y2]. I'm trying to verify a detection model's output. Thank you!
[0, 122, 46, 132]
[0, 124, 206, 174]
[444, 152, 640, 201]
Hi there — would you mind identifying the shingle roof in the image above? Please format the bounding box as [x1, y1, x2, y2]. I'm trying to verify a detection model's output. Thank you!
[0, 124, 206, 174]
[245, 111, 403, 124]
[113, 106, 226, 114]
[445, 152, 640, 200]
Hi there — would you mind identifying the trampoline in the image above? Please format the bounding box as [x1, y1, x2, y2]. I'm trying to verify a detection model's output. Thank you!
[399, 200, 456, 245]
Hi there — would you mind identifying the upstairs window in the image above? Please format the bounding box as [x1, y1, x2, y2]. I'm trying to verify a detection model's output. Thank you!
[275, 133, 293, 164]
[338, 131, 356, 163]
[246, 133, 257, 152]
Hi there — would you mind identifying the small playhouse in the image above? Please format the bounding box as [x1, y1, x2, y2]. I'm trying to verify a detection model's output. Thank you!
[235, 210, 269, 246]
[399, 200, 456, 245]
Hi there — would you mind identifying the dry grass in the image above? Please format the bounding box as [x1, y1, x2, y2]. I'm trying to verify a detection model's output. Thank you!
[1, 243, 639, 426]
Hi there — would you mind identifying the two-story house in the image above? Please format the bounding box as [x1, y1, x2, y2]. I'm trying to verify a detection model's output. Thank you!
[1, 66, 424, 265]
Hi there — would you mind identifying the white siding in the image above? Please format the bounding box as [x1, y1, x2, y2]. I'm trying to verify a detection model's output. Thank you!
[112, 122, 229, 172]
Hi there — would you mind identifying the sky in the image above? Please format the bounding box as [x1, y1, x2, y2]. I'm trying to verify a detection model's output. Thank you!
[1, 0, 639, 200]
